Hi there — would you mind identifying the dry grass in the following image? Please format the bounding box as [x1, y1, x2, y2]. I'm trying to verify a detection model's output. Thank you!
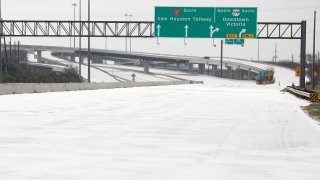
[302, 102, 320, 121]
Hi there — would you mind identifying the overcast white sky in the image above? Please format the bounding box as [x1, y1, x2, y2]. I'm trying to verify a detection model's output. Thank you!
[1, 0, 320, 61]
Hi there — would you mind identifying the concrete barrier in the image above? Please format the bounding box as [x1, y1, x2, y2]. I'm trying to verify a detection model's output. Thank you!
[34, 83, 51, 93]
[0, 84, 14, 95]
[0, 80, 203, 96]
[12, 84, 34, 94]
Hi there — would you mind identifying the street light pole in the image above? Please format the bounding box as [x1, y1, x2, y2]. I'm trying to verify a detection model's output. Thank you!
[72, 3, 78, 49]
[87, 0, 91, 82]
[72, 3, 77, 50]
[124, 14, 133, 51]
[124, 14, 128, 51]
[129, 15, 133, 52]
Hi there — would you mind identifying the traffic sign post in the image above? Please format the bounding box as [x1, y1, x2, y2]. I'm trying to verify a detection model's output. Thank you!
[225, 38, 244, 45]
[295, 67, 301, 77]
[267, 71, 273, 80]
[155, 7, 257, 38]
[259, 70, 266, 78]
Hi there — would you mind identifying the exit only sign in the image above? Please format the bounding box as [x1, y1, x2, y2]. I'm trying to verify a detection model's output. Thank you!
[155, 7, 257, 38]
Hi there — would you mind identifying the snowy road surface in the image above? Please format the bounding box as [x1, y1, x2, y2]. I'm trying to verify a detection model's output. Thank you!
[1, 75, 320, 179]
[41, 52, 118, 82]
[217, 57, 300, 86]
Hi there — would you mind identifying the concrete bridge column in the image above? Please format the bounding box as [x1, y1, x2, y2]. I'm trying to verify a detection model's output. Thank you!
[36, 50, 42, 63]
[144, 61, 150, 74]
[176, 63, 181, 71]
[70, 54, 76, 62]
[188, 63, 193, 73]
[248, 68, 251, 80]
[236, 67, 242, 80]
[198, 64, 205, 74]
[227, 66, 233, 78]
[212, 65, 218, 76]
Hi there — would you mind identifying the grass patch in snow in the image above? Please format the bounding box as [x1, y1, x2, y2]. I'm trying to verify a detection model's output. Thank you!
[303, 102, 320, 121]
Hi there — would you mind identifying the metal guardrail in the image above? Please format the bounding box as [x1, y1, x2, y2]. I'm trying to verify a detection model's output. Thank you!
[286, 86, 318, 102]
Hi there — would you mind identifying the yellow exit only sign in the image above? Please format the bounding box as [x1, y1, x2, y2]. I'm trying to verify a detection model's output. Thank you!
[226, 34, 238, 38]
[243, 34, 254, 38]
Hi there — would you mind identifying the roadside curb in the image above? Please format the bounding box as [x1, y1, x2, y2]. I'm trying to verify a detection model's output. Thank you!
[0, 80, 203, 95]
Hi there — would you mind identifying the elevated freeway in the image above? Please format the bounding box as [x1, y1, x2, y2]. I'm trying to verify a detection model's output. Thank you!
[18, 45, 263, 80]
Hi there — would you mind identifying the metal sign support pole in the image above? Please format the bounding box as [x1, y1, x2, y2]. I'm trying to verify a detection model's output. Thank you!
[312, 11, 317, 89]
[220, 39, 223, 78]
[0, 37, 2, 84]
[87, 0, 91, 82]
[300, 21, 306, 89]
[79, 0, 82, 77]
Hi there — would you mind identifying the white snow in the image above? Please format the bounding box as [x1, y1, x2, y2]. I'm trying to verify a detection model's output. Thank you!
[94, 64, 179, 82]
[27, 53, 38, 63]
[1, 71, 320, 180]
[41, 52, 118, 82]
[4, 51, 319, 179]
[219, 58, 300, 87]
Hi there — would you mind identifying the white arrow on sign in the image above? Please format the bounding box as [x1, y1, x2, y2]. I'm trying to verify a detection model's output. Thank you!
[157, 24, 161, 37]
[209, 25, 220, 38]
[156, 24, 161, 45]
[239, 29, 246, 38]
[184, 25, 189, 38]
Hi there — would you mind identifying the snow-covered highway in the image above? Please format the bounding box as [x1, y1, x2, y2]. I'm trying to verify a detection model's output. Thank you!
[1, 54, 320, 180]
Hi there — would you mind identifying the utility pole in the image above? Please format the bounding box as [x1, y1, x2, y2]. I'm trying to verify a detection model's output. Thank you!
[17, 41, 19, 64]
[312, 10, 317, 89]
[3, 36, 7, 73]
[87, 0, 91, 82]
[79, 0, 82, 77]
[318, 51, 320, 65]
[273, 43, 278, 63]
[292, 54, 294, 69]
[13, 41, 16, 63]
[104, 37, 108, 50]
[9, 38, 11, 62]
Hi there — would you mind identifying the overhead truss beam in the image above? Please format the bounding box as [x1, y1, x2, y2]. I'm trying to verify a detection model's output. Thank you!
[0, 20, 154, 37]
[1, 21, 302, 39]
[257, 22, 302, 39]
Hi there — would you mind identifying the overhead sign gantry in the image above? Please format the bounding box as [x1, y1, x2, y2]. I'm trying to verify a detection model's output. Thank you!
[0, 9, 307, 89]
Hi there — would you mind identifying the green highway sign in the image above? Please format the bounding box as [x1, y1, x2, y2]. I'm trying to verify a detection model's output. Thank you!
[225, 38, 245, 45]
[259, 70, 266, 78]
[155, 7, 257, 39]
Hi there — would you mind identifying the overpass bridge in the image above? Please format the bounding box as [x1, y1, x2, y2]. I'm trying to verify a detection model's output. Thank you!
[18, 45, 262, 80]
